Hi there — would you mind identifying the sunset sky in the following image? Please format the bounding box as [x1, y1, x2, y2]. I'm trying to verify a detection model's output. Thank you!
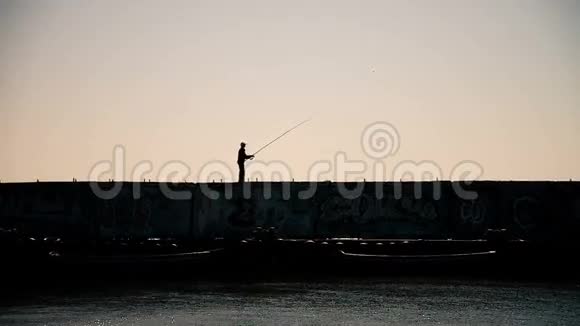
[1, 0, 578, 182]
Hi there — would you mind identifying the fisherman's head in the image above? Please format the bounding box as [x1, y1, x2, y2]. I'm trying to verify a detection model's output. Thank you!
[240, 142, 246, 148]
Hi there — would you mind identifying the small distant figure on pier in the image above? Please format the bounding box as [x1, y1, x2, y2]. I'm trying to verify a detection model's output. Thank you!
[237, 142, 254, 183]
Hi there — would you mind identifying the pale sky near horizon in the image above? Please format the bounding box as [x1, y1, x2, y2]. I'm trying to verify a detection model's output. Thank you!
[1, 0, 579, 182]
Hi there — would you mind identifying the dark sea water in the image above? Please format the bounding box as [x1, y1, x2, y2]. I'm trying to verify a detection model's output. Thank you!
[1, 278, 579, 325]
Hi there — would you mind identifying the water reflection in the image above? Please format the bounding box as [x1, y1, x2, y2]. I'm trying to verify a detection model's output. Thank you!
[1, 278, 579, 325]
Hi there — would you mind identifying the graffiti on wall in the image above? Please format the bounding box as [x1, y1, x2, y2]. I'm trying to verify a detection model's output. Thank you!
[1, 181, 580, 242]
[97, 184, 191, 239]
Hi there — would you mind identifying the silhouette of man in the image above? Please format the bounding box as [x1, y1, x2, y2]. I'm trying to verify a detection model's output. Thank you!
[237, 142, 254, 183]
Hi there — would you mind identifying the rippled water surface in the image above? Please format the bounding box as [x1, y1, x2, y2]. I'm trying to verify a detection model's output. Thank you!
[1, 278, 579, 325]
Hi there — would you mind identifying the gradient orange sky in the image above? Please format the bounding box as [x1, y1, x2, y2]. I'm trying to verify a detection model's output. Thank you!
[1, 0, 579, 182]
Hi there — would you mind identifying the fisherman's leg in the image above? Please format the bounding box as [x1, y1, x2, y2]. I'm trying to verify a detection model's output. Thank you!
[238, 164, 245, 183]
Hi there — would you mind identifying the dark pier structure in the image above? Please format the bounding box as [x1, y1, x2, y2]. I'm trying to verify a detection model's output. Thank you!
[1, 181, 579, 281]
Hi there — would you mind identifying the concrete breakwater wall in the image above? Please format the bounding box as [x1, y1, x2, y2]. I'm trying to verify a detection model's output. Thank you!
[1, 181, 579, 244]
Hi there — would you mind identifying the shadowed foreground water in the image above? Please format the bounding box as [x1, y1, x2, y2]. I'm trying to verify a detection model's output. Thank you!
[1, 278, 579, 325]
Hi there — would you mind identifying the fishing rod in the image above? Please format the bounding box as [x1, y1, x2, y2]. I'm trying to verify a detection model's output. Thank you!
[251, 118, 311, 158]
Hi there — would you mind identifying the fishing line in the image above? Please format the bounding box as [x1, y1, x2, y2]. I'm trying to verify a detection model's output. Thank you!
[251, 119, 311, 157]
